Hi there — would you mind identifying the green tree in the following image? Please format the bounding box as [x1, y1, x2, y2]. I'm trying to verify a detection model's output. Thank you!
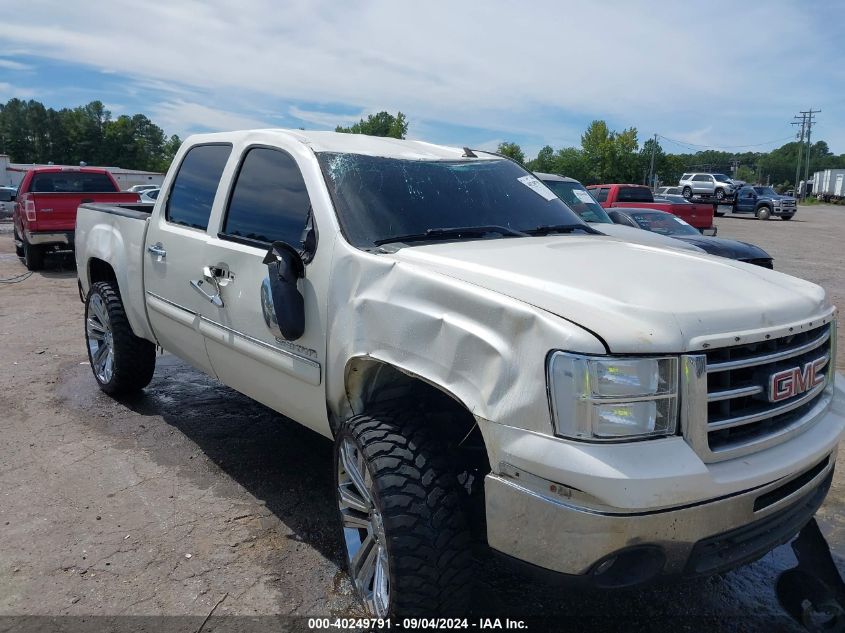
[527, 145, 555, 172]
[496, 141, 525, 165]
[336, 111, 408, 138]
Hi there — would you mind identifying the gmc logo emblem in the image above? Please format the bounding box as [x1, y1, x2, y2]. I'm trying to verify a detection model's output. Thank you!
[769, 357, 827, 402]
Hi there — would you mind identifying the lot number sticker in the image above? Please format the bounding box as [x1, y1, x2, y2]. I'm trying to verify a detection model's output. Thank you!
[517, 175, 558, 201]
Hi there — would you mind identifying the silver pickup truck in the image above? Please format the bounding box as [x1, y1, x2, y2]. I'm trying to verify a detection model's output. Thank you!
[76, 130, 843, 617]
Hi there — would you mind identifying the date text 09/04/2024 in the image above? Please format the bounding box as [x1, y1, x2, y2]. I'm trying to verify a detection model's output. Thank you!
[307, 618, 528, 629]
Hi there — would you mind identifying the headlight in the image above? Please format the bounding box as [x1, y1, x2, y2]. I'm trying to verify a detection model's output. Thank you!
[547, 352, 679, 440]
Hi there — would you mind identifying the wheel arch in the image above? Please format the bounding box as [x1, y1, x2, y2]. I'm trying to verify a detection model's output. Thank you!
[335, 356, 493, 467]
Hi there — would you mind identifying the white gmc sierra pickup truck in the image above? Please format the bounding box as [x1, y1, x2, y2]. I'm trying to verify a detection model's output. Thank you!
[75, 130, 844, 617]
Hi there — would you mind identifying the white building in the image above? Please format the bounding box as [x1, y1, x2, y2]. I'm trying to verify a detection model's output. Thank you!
[0, 154, 164, 190]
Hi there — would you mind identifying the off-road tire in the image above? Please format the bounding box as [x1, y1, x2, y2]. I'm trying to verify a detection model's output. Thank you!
[13, 226, 24, 257]
[682, 186, 692, 199]
[781, 214, 794, 221]
[85, 281, 156, 394]
[22, 238, 44, 271]
[334, 409, 474, 617]
[756, 206, 772, 221]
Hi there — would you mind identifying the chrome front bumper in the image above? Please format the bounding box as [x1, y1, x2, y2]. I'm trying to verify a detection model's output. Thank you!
[485, 452, 834, 581]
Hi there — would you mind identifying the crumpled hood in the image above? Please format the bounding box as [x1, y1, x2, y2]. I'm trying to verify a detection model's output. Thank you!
[387, 236, 830, 353]
[674, 235, 770, 260]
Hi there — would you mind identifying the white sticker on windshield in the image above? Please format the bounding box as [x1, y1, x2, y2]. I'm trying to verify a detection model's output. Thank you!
[573, 189, 595, 204]
[517, 175, 558, 201]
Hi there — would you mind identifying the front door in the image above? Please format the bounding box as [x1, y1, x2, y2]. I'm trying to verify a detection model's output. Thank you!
[143, 143, 233, 376]
[197, 146, 329, 434]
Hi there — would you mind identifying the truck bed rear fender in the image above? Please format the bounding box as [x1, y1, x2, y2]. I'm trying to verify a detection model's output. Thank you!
[78, 220, 155, 342]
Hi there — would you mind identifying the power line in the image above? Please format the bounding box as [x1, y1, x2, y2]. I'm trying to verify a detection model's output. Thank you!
[656, 134, 796, 151]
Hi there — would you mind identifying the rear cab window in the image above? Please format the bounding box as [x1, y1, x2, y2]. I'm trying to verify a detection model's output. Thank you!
[617, 186, 653, 203]
[31, 171, 117, 193]
[166, 144, 232, 230]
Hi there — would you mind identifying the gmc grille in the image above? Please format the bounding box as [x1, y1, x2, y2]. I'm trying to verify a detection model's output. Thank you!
[704, 323, 832, 456]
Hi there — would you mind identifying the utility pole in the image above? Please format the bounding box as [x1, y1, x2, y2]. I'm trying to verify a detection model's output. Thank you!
[792, 113, 806, 197]
[647, 133, 657, 189]
[802, 108, 819, 197]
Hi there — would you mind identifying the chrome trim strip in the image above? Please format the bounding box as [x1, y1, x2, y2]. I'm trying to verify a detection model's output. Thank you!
[708, 380, 828, 431]
[707, 385, 763, 402]
[706, 328, 830, 373]
[200, 316, 321, 371]
[145, 291, 320, 371]
[146, 291, 195, 316]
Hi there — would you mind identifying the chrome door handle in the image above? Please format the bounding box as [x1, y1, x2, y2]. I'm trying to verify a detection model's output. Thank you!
[147, 243, 167, 258]
[190, 278, 224, 307]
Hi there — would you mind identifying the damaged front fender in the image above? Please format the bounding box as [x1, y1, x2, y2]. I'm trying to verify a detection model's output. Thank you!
[325, 242, 605, 437]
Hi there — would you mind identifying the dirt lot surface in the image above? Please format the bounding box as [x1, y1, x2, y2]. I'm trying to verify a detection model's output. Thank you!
[0, 206, 844, 631]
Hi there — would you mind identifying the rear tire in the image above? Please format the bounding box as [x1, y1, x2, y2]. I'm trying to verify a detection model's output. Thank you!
[85, 281, 156, 395]
[334, 408, 473, 617]
[13, 226, 24, 257]
[781, 214, 794, 221]
[756, 206, 772, 221]
[23, 239, 44, 271]
[682, 186, 692, 199]
[714, 211, 725, 217]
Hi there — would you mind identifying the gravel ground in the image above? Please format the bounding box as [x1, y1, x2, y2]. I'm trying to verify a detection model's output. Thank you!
[0, 206, 843, 631]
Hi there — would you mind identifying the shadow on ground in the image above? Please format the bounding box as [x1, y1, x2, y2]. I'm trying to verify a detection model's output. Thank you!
[58, 355, 835, 631]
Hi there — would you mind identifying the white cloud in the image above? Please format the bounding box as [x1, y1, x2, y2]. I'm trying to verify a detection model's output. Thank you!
[0, 0, 843, 151]
[0, 58, 33, 71]
[288, 106, 364, 129]
[0, 82, 37, 100]
[149, 100, 272, 136]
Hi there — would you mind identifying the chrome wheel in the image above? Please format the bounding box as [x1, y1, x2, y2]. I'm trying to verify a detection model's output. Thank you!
[86, 293, 114, 384]
[337, 437, 390, 616]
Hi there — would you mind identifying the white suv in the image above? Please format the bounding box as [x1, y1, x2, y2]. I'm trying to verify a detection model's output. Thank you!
[679, 173, 736, 200]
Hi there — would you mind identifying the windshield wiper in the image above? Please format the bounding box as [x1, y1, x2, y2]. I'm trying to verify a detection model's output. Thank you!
[373, 225, 528, 246]
[523, 223, 603, 236]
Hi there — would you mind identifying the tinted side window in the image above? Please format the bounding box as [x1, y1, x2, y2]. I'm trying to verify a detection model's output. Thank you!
[593, 187, 609, 202]
[223, 147, 311, 246]
[680, 174, 692, 181]
[166, 144, 232, 230]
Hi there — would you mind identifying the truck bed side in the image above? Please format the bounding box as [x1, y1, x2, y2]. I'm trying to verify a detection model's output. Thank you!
[75, 203, 157, 343]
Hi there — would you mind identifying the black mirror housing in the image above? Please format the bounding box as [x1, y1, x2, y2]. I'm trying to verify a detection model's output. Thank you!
[262, 241, 306, 340]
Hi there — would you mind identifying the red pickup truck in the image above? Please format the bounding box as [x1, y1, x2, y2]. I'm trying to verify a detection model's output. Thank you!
[586, 183, 714, 231]
[13, 167, 140, 270]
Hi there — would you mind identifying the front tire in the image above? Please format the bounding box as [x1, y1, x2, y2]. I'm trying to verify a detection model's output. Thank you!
[715, 188, 725, 200]
[85, 281, 156, 394]
[756, 206, 772, 221]
[682, 186, 692, 199]
[334, 410, 473, 617]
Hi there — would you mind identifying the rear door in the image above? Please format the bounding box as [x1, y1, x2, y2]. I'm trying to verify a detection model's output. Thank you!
[143, 143, 233, 375]
[691, 174, 709, 194]
[198, 145, 329, 433]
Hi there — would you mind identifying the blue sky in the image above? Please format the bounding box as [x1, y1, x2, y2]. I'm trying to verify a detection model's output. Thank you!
[1, 0, 843, 159]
